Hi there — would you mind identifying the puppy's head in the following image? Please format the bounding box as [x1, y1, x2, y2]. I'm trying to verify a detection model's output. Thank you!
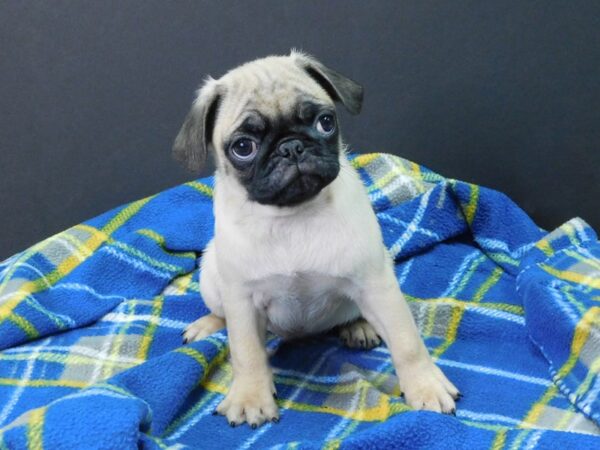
[173, 51, 363, 207]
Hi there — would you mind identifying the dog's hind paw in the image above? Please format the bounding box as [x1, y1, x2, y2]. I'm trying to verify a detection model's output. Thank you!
[182, 313, 225, 343]
[339, 318, 381, 349]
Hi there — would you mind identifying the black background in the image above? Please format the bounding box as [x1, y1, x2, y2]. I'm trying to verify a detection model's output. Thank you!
[1, 1, 599, 259]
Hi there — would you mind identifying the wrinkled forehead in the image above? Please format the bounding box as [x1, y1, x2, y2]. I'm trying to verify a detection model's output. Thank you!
[214, 59, 333, 138]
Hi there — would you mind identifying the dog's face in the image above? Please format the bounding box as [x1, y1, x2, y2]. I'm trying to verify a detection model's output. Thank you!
[173, 52, 363, 207]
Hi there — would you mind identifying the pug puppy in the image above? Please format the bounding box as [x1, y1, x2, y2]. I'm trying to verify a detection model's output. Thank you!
[174, 51, 459, 428]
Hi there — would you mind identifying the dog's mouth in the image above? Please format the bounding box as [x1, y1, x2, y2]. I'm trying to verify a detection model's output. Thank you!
[270, 167, 324, 206]
[249, 157, 340, 207]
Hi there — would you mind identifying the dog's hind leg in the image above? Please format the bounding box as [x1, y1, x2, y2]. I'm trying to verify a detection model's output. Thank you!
[182, 239, 227, 344]
[183, 313, 226, 343]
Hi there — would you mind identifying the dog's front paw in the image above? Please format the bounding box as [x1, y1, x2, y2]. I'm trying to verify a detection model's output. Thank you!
[398, 359, 460, 414]
[216, 378, 279, 428]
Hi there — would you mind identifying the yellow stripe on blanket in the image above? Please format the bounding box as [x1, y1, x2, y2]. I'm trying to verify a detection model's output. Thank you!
[557, 307, 599, 379]
[0, 196, 154, 337]
[540, 265, 600, 289]
[185, 181, 214, 197]
[522, 310, 598, 429]
[350, 153, 380, 168]
[137, 296, 165, 360]
[0, 378, 87, 389]
[465, 184, 480, 226]
[26, 407, 46, 450]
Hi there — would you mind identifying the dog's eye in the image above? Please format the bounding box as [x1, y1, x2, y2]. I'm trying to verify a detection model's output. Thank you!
[316, 114, 335, 135]
[231, 138, 258, 161]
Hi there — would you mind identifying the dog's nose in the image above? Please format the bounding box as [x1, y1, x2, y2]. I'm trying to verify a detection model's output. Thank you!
[277, 139, 304, 158]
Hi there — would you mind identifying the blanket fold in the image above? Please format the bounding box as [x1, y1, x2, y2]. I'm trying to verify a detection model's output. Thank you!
[0, 153, 598, 449]
[517, 218, 600, 424]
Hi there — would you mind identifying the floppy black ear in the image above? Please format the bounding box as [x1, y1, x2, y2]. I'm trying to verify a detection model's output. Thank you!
[295, 52, 364, 115]
[172, 80, 221, 172]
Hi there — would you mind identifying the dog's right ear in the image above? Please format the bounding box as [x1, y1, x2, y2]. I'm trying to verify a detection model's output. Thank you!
[173, 79, 222, 172]
[292, 51, 363, 115]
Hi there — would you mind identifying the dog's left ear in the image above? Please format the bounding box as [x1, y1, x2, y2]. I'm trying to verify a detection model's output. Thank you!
[293, 52, 364, 115]
[173, 78, 222, 172]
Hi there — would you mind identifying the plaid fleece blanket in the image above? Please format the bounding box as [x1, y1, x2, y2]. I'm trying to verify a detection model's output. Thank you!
[0, 153, 599, 449]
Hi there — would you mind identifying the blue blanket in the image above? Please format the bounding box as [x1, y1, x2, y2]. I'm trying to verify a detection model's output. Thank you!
[0, 153, 599, 449]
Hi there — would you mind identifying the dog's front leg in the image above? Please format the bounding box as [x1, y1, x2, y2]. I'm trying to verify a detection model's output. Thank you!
[216, 288, 278, 428]
[357, 265, 460, 414]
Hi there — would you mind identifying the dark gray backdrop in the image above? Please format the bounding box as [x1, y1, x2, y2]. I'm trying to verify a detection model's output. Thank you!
[1, 0, 599, 260]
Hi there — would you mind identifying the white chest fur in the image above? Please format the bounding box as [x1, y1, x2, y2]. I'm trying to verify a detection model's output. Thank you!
[201, 155, 387, 337]
[249, 272, 360, 338]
